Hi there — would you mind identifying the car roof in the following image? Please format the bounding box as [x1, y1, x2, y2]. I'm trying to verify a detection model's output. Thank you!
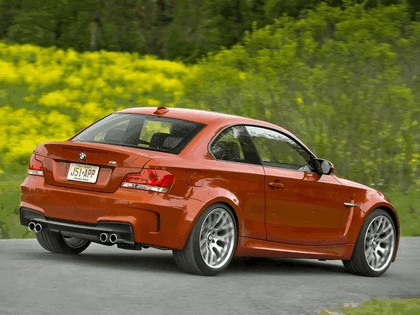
[118, 106, 288, 132]
[118, 106, 316, 157]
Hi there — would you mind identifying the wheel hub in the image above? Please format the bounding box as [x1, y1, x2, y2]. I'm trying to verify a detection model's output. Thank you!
[207, 231, 214, 241]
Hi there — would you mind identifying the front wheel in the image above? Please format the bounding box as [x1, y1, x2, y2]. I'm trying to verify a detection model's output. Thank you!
[343, 209, 396, 277]
[36, 230, 90, 254]
[173, 203, 237, 276]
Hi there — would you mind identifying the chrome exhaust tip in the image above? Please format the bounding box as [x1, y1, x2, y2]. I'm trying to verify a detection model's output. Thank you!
[34, 223, 43, 233]
[109, 234, 118, 244]
[28, 222, 36, 232]
[99, 233, 109, 243]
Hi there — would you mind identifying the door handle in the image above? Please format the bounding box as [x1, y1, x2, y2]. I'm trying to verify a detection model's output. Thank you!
[268, 181, 284, 189]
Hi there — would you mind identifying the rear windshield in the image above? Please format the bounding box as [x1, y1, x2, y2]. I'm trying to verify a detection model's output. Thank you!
[72, 113, 205, 154]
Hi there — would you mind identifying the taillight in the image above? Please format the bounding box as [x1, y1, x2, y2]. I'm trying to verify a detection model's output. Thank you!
[28, 154, 44, 176]
[121, 169, 174, 193]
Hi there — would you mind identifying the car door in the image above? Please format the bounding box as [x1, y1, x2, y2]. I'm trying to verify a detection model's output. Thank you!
[246, 126, 353, 246]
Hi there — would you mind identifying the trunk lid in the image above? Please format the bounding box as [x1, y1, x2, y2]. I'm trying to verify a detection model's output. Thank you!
[35, 141, 156, 193]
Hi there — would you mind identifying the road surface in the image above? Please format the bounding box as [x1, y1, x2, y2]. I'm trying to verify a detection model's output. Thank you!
[0, 238, 419, 314]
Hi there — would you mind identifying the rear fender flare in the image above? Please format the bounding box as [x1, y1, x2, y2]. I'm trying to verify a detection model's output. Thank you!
[179, 196, 242, 250]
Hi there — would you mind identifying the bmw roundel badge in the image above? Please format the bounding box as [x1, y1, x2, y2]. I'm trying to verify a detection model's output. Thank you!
[79, 152, 86, 161]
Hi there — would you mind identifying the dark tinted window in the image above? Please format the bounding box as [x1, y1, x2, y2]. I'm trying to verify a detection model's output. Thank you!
[73, 113, 205, 154]
[210, 126, 259, 164]
[246, 126, 314, 171]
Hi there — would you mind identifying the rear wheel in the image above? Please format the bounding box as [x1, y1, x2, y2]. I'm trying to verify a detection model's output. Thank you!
[173, 203, 237, 276]
[36, 230, 90, 254]
[343, 209, 396, 277]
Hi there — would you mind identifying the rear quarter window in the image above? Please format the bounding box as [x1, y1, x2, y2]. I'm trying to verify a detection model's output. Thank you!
[210, 126, 260, 164]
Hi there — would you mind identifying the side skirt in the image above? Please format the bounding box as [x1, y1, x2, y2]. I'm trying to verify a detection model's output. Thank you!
[234, 237, 354, 260]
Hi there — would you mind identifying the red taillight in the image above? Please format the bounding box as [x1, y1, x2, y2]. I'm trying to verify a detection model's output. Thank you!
[121, 169, 174, 193]
[28, 154, 44, 176]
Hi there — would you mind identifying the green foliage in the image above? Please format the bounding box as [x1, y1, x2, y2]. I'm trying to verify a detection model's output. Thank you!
[320, 298, 420, 314]
[388, 185, 420, 236]
[0, 171, 30, 239]
[180, 3, 420, 191]
[2, 0, 416, 62]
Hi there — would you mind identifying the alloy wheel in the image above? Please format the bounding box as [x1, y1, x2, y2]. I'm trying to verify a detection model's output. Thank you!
[364, 215, 395, 272]
[199, 207, 235, 269]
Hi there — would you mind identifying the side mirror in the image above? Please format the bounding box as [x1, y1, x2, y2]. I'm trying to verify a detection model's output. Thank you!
[318, 159, 334, 175]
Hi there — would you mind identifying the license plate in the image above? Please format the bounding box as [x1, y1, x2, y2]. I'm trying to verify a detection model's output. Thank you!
[67, 163, 99, 183]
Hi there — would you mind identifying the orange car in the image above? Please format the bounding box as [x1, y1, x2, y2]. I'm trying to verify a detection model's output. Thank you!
[20, 107, 399, 276]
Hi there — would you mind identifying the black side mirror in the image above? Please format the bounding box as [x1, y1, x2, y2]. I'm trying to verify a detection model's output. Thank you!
[317, 159, 334, 175]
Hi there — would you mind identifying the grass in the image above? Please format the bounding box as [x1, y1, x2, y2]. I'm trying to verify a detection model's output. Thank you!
[320, 298, 420, 314]
[388, 187, 420, 236]
[0, 170, 31, 238]
[0, 170, 419, 239]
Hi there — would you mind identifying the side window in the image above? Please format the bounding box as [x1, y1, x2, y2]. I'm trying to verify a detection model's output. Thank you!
[246, 126, 313, 171]
[210, 126, 259, 164]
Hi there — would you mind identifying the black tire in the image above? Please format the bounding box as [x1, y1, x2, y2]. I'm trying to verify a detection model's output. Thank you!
[343, 209, 396, 277]
[173, 203, 237, 276]
[36, 230, 90, 254]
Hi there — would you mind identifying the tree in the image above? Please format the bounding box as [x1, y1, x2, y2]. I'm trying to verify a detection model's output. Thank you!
[179, 3, 419, 191]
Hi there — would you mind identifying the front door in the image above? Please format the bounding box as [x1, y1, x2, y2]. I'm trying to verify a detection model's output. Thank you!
[246, 126, 353, 245]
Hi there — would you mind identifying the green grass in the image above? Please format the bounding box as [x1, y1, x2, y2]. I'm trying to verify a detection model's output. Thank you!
[0, 170, 31, 239]
[388, 187, 420, 236]
[0, 170, 419, 239]
[320, 298, 420, 314]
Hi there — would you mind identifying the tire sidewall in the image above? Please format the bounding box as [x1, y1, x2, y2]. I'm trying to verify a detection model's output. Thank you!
[62, 236, 91, 253]
[36, 230, 90, 254]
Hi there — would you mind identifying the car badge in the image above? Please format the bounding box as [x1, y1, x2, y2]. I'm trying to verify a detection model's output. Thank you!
[79, 152, 87, 161]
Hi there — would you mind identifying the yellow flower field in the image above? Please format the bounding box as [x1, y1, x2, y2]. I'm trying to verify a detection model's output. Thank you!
[0, 42, 188, 172]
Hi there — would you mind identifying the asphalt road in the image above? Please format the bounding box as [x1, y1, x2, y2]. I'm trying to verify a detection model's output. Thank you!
[0, 238, 419, 315]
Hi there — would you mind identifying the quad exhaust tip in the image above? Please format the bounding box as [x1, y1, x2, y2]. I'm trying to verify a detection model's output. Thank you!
[28, 222, 42, 233]
[28, 222, 36, 232]
[99, 233, 109, 243]
[27, 222, 121, 243]
[109, 234, 118, 244]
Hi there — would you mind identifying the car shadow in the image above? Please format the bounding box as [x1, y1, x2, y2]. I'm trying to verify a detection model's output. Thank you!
[228, 257, 347, 275]
[28, 249, 179, 274]
[24, 247, 348, 276]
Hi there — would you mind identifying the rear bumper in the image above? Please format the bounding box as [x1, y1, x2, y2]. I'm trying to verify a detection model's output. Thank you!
[21, 208, 135, 246]
[20, 175, 206, 250]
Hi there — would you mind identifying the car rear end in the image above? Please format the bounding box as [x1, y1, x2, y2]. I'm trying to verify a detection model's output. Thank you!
[20, 110, 206, 250]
